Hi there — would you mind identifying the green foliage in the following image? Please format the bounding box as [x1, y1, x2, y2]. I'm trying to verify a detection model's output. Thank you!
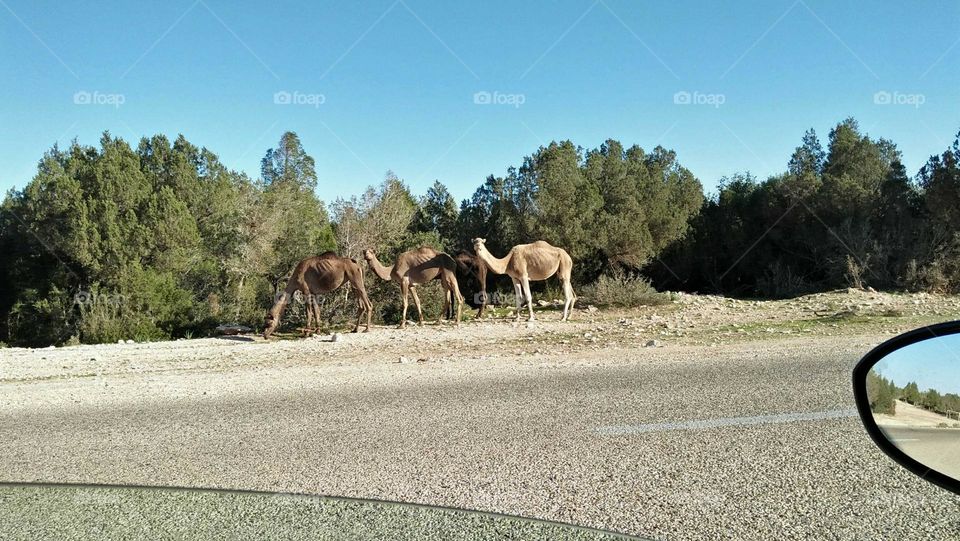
[579, 270, 670, 307]
[6, 119, 960, 345]
[866, 371, 898, 415]
[654, 121, 960, 297]
[456, 140, 703, 282]
[923, 388, 943, 412]
[900, 381, 921, 405]
[0, 131, 335, 346]
[412, 181, 459, 250]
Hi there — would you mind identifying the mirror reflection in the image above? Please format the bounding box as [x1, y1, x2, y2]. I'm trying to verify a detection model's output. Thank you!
[868, 333, 960, 481]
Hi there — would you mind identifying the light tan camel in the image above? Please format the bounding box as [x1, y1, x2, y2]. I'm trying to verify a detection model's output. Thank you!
[363, 247, 464, 327]
[263, 252, 372, 338]
[471, 238, 576, 321]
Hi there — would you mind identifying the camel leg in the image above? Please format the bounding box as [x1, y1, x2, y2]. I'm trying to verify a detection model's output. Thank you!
[477, 288, 486, 318]
[439, 288, 450, 324]
[512, 278, 523, 322]
[444, 274, 464, 326]
[364, 295, 373, 332]
[353, 285, 372, 333]
[410, 287, 425, 326]
[302, 291, 314, 335]
[312, 296, 324, 334]
[521, 277, 535, 322]
[561, 278, 576, 321]
[399, 279, 410, 329]
[454, 283, 464, 326]
[352, 295, 362, 333]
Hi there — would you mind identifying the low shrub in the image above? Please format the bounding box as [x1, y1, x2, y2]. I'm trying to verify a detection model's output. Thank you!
[579, 270, 670, 307]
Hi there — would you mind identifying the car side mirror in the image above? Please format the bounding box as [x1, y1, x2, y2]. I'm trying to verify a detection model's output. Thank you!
[853, 321, 960, 495]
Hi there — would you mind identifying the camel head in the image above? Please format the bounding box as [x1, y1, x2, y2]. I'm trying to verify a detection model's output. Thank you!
[263, 294, 287, 339]
[362, 248, 376, 262]
[471, 238, 487, 254]
[263, 312, 278, 339]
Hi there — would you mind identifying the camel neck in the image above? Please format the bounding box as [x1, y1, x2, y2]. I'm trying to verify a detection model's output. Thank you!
[283, 278, 301, 296]
[367, 256, 394, 281]
[476, 248, 510, 275]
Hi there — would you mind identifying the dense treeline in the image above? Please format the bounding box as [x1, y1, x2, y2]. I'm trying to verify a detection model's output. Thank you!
[2, 116, 959, 346]
[0, 132, 701, 345]
[0, 132, 336, 345]
[867, 371, 960, 419]
[651, 118, 960, 297]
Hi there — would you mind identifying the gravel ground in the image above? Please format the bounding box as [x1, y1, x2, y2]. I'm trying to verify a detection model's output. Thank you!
[2, 291, 960, 540]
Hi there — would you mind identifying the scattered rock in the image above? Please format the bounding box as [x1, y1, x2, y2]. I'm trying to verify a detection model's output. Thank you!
[645, 340, 659, 347]
[215, 324, 253, 336]
[331, 333, 340, 343]
[586, 305, 599, 313]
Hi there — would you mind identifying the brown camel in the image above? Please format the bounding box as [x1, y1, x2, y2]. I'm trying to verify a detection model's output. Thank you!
[363, 247, 464, 327]
[471, 238, 576, 321]
[263, 252, 373, 338]
[446, 252, 488, 319]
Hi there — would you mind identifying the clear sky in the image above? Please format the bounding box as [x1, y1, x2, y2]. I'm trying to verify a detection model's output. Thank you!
[875, 334, 960, 395]
[2, 0, 959, 202]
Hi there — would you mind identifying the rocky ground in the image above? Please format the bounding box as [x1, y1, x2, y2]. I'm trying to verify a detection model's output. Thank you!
[3, 288, 958, 385]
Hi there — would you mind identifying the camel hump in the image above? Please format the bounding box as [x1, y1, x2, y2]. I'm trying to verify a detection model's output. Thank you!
[413, 246, 439, 256]
[529, 240, 556, 249]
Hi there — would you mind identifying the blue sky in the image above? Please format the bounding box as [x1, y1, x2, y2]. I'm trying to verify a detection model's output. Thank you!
[875, 333, 960, 395]
[1, 0, 959, 202]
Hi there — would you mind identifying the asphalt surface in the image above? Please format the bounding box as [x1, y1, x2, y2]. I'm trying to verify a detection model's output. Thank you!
[882, 426, 960, 481]
[0, 484, 639, 541]
[2, 336, 960, 540]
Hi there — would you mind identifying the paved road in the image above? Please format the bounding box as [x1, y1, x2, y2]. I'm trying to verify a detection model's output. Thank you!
[882, 426, 960, 481]
[0, 484, 638, 541]
[2, 337, 960, 540]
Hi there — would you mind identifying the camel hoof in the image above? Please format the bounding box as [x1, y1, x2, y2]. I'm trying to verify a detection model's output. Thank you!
[362, 328, 370, 333]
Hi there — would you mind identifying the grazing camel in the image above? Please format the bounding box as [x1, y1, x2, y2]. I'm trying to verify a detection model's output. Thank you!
[447, 252, 488, 319]
[263, 252, 372, 338]
[363, 247, 465, 327]
[471, 238, 576, 322]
